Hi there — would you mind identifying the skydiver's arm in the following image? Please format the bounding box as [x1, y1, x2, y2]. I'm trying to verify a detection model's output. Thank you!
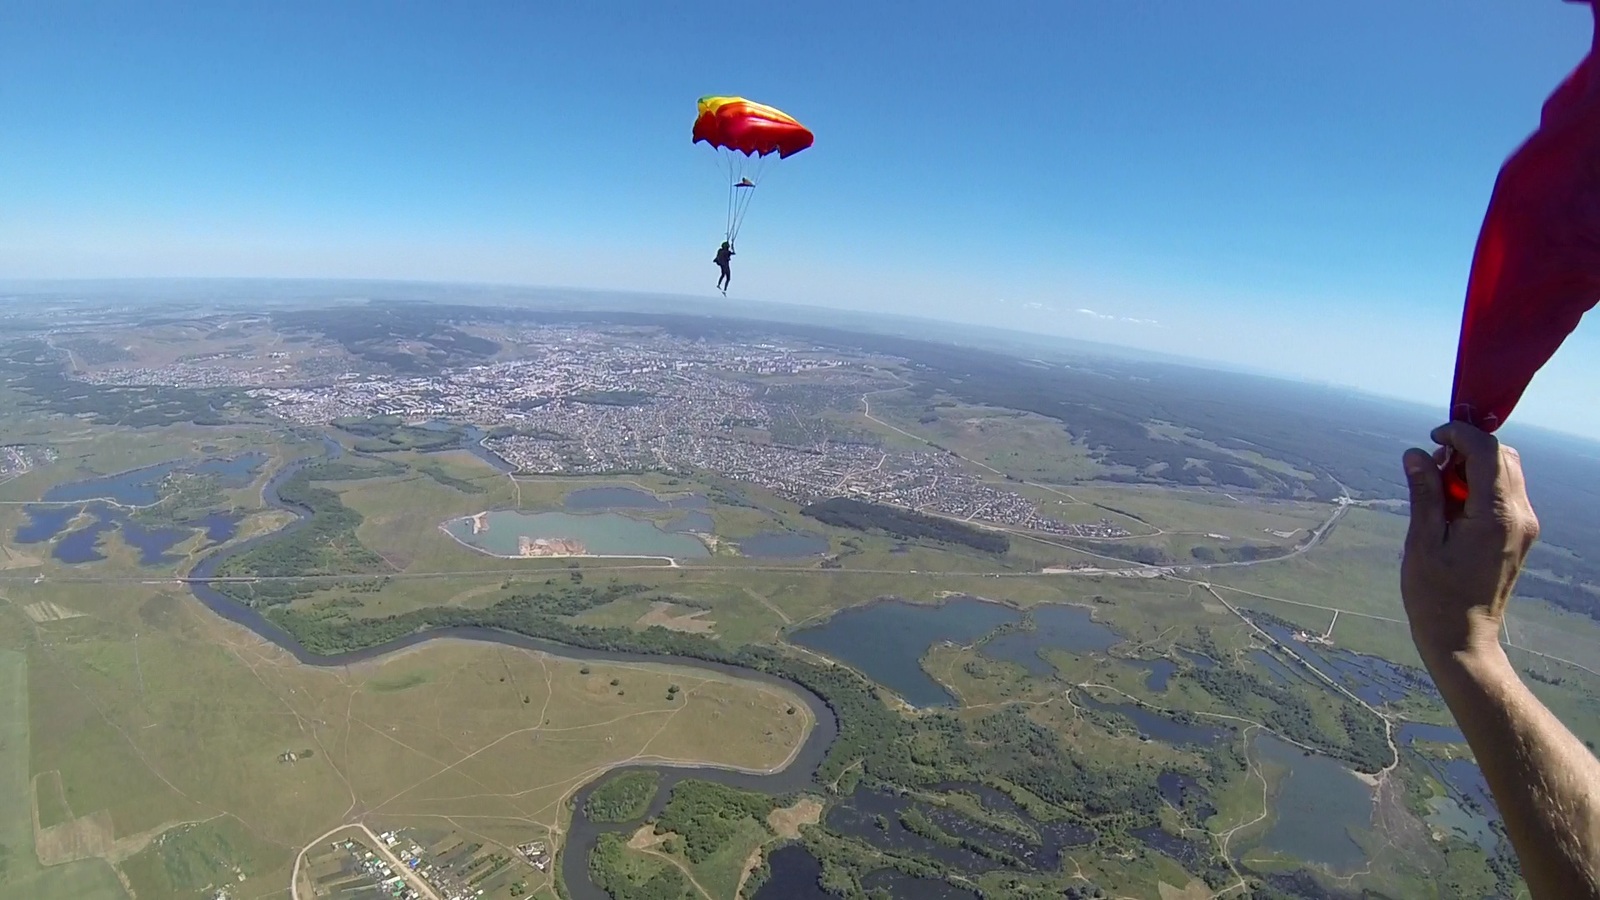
[1403, 423, 1600, 900]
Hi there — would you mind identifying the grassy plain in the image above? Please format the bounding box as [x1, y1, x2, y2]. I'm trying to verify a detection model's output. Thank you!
[0, 648, 128, 900]
[2, 570, 812, 899]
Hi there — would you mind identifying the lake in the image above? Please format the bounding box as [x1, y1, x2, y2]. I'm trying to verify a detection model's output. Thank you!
[444, 510, 710, 559]
[1249, 732, 1372, 871]
[788, 596, 1021, 707]
[980, 604, 1121, 677]
[738, 530, 829, 558]
[752, 846, 831, 900]
[41, 452, 267, 506]
[37, 502, 208, 565]
[1077, 693, 1227, 746]
[564, 486, 710, 511]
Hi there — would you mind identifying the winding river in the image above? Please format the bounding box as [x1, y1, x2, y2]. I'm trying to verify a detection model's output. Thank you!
[182, 435, 839, 900]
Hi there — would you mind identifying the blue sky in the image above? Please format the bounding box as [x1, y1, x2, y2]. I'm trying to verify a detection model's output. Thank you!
[2, 2, 1597, 436]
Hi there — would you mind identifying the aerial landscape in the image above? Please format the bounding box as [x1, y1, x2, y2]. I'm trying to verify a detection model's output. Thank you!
[6, 2, 1599, 899]
[0, 288, 1597, 900]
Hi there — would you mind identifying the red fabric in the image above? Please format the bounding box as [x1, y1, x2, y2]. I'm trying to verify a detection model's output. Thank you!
[692, 104, 814, 158]
[1449, 22, 1600, 436]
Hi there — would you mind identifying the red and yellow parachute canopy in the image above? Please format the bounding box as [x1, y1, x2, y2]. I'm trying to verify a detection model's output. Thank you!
[692, 96, 814, 158]
[693, 96, 813, 244]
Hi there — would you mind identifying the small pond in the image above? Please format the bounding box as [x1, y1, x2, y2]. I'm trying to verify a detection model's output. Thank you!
[789, 596, 1021, 707]
[752, 846, 831, 900]
[1077, 693, 1227, 746]
[739, 530, 829, 558]
[444, 510, 710, 559]
[1249, 732, 1372, 872]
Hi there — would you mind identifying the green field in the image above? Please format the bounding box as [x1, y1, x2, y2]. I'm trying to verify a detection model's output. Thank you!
[0, 649, 128, 900]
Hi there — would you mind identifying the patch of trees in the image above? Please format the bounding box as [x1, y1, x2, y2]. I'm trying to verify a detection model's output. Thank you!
[1190, 543, 1288, 564]
[654, 781, 776, 863]
[0, 339, 257, 428]
[213, 461, 392, 606]
[588, 832, 691, 900]
[802, 497, 1009, 554]
[333, 415, 466, 453]
[272, 304, 501, 374]
[584, 771, 660, 823]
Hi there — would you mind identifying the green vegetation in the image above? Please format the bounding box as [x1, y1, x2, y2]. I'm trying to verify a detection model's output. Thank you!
[420, 460, 489, 493]
[0, 650, 127, 900]
[0, 339, 256, 427]
[585, 771, 660, 823]
[214, 459, 393, 606]
[334, 415, 468, 452]
[120, 819, 272, 900]
[129, 472, 228, 528]
[802, 497, 1009, 554]
[654, 781, 776, 864]
[588, 833, 690, 900]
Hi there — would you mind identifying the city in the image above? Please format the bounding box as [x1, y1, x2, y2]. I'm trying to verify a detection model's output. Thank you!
[73, 325, 1131, 538]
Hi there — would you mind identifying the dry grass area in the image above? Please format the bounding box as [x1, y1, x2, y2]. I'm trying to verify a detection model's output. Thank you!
[765, 796, 822, 840]
[636, 601, 717, 634]
[9, 578, 813, 899]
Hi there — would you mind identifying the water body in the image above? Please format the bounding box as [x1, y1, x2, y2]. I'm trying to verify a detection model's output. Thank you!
[183, 436, 838, 900]
[1425, 796, 1498, 852]
[1131, 658, 1178, 691]
[1157, 771, 1217, 821]
[980, 604, 1121, 677]
[1397, 722, 1465, 746]
[789, 596, 1021, 707]
[563, 486, 709, 511]
[14, 505, 81, 543]
[752, 846, 832, 900]
[1077, 693, 1227, 747]
[444, 510, 710, 559]
[861, 869, 979, 900]
[738, 530, 829, 558]
[1250, 732, 1372, 871]
[1248, 649, 1301, 687]
[41, 452, 267, 505]
[666, 510, 715, 533]
[53, 515, 118, 563]
[1257, 622, 1434, 706]
[826, 785, 1093, 875]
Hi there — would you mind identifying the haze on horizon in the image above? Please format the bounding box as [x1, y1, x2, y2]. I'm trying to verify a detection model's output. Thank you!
[3, 1, 1597, 438]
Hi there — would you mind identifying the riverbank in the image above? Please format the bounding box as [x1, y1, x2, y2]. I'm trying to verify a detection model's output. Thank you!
[180, 435, 839, 900]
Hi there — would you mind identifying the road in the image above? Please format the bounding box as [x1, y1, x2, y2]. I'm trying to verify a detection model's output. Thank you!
[291, 823, 443, 900]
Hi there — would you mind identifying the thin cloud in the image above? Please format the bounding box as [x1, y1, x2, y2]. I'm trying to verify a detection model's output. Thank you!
[1077, 307, 1160, 327]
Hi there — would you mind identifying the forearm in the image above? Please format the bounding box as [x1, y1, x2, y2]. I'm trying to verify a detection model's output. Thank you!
[1427, 643, 1600, 899]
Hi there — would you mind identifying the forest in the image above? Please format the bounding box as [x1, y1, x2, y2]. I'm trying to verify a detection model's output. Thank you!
[584, 771, 661, 824]
[802, 497, 1010, 554]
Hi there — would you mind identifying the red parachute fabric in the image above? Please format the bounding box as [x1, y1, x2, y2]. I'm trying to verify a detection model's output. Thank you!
[1446, 7, 1600, 509]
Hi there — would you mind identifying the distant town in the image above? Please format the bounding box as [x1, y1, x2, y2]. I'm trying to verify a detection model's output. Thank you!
[75, 326, 1130, 538]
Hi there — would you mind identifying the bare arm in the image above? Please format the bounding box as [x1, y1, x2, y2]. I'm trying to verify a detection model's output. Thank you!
[1403, 423, 1600, 899]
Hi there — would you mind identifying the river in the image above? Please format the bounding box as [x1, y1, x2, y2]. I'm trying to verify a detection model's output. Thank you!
[181, 434, 840, 900]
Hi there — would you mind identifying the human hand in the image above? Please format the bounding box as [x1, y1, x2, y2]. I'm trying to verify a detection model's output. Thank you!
[1401, 422, 1540, 667]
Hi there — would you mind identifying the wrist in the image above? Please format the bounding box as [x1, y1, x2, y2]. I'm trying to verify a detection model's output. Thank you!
[1421, 637, 1514, 697]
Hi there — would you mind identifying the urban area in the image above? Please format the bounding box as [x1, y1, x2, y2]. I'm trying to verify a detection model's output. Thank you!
[74, 325, 1130, 538]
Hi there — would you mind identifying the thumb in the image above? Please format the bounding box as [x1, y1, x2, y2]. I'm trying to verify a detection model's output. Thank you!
[1403, 448, 1445, 545]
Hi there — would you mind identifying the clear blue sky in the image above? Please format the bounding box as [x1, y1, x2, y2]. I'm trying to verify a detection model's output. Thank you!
[3, 2, 1596, 435]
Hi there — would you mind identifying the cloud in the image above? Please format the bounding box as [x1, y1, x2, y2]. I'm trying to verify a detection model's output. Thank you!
[1076, 307, 1160, 327]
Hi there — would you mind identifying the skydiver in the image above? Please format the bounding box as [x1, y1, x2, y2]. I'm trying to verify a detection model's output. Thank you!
[714, 241, 735, 294]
